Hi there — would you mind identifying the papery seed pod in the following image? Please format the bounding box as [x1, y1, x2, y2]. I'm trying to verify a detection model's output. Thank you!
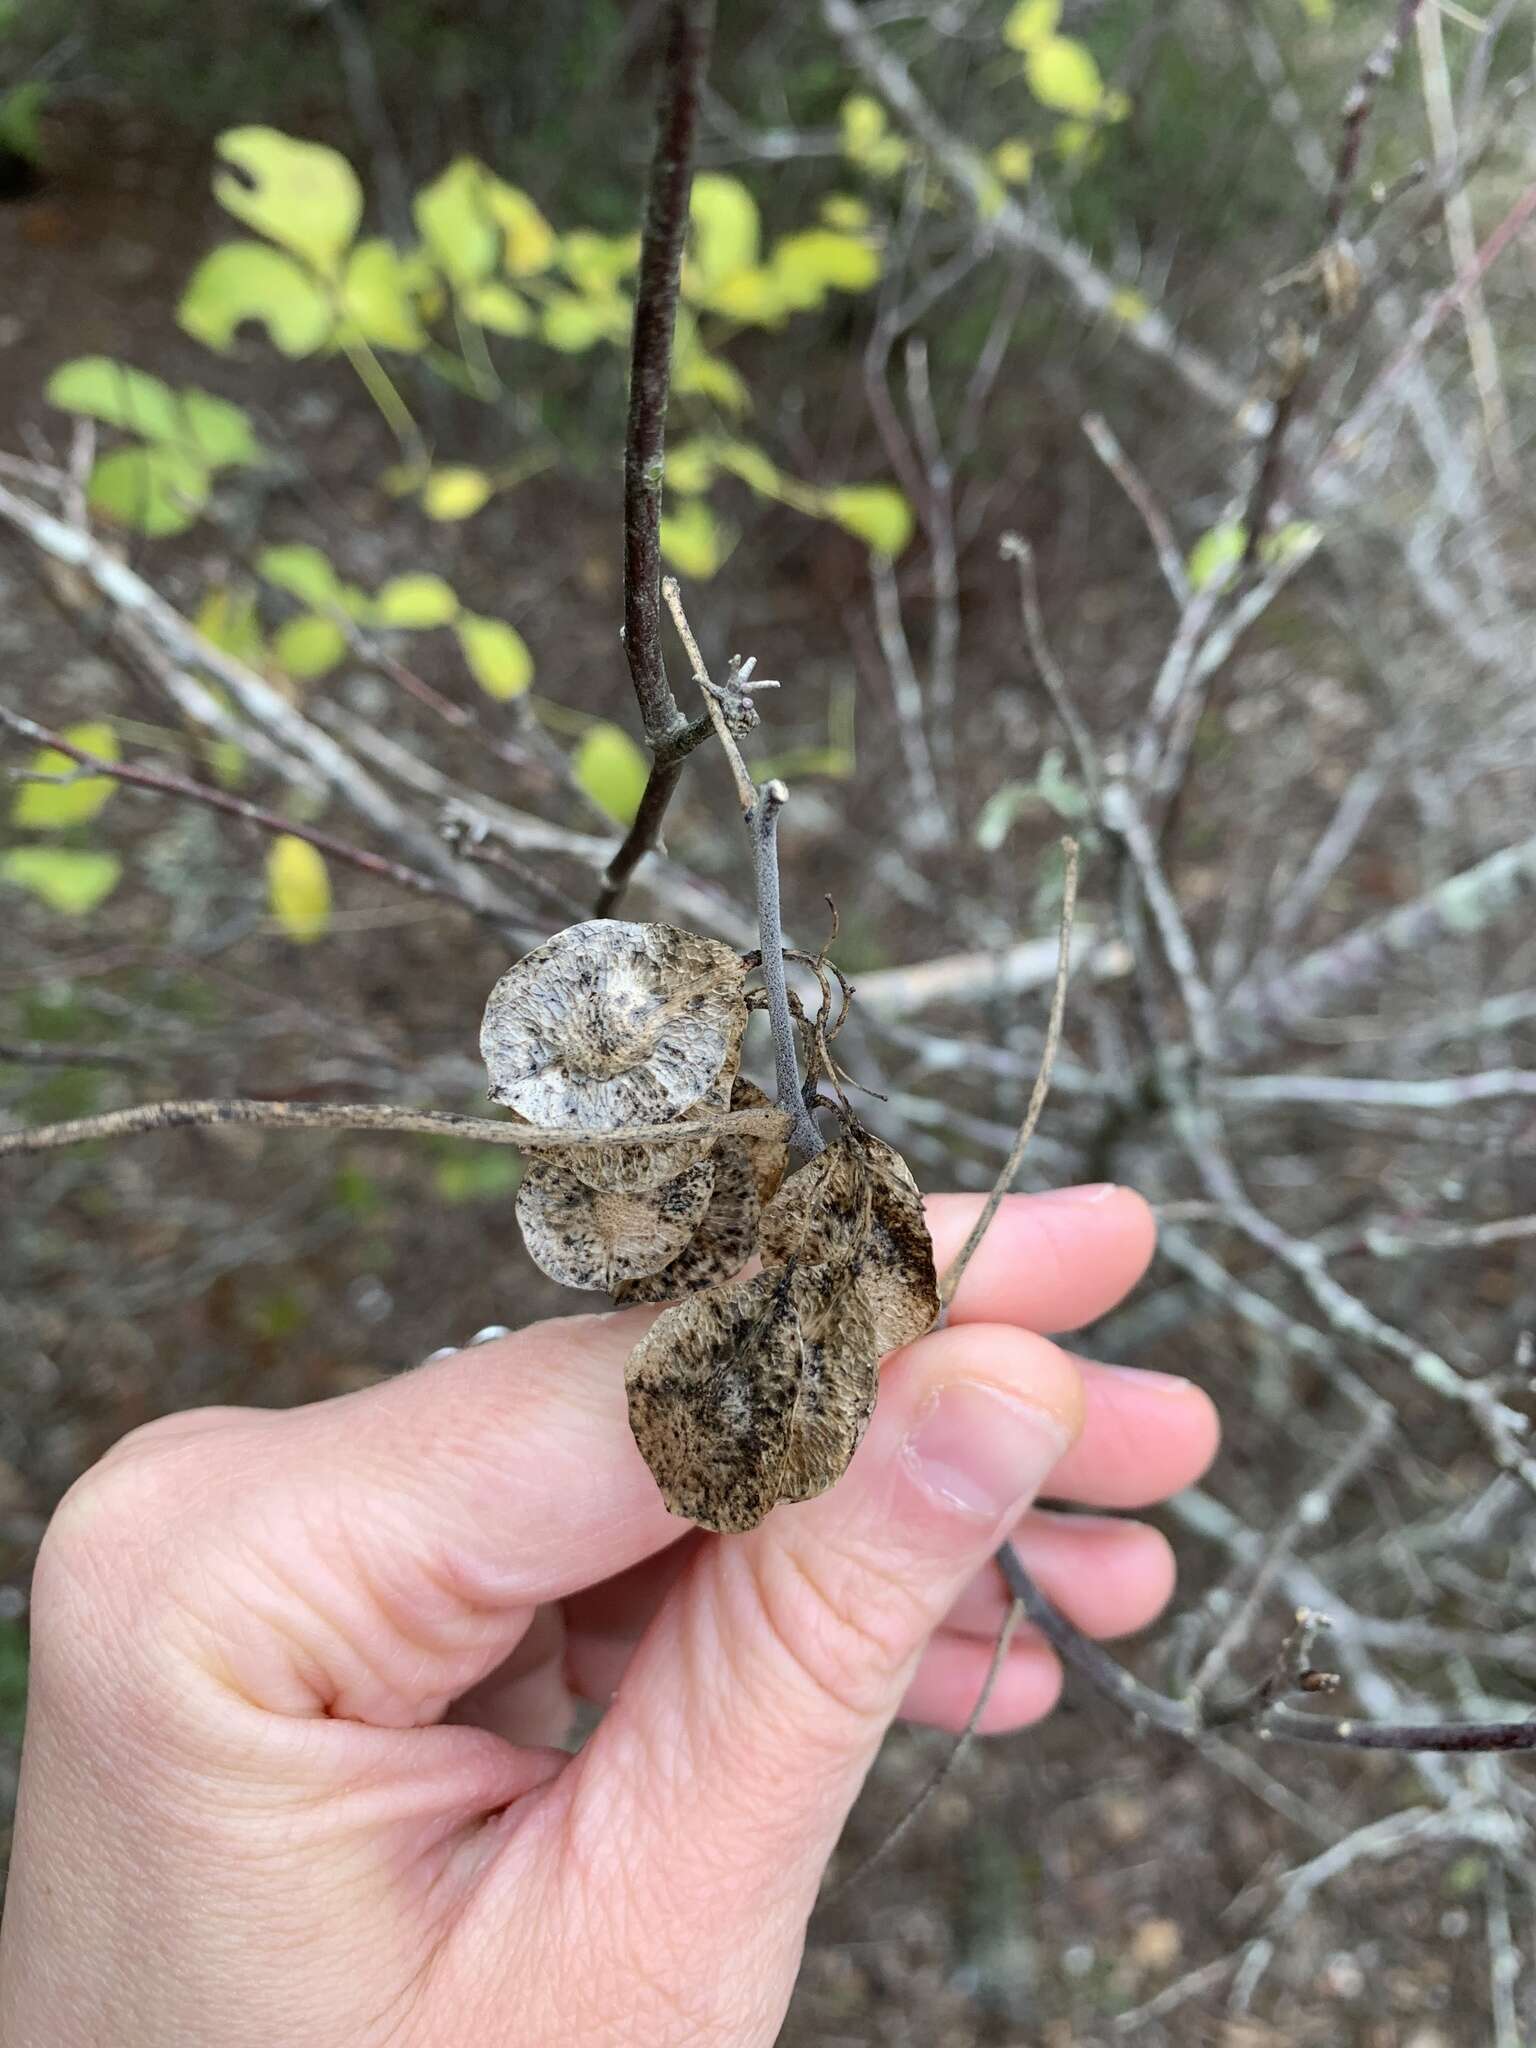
[843, 1130, 940, 1356]
[613, 1129, 760, 1306]
[731, 1075, 789, 1208]
[480, 919, 748, 1133]
[516, 1153, 715, 1293]
[546, 1043, 741, 1196]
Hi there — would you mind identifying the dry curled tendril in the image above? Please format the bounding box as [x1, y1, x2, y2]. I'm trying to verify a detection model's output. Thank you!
[480, 917, 939, 1530]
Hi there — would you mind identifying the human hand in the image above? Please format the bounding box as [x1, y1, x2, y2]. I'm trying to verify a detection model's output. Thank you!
[0, 1187, 1216, 2047]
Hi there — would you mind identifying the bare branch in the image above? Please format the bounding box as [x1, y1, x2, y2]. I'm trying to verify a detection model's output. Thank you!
[939, 838, 1079, 1305]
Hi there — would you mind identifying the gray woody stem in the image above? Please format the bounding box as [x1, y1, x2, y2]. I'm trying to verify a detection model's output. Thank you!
[663, 576, 824, 1162]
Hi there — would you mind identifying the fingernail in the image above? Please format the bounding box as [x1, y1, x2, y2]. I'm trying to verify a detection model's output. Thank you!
[902, 1382, 1072, 1524]
[1091, 1360, 1203, 1399]
[1034, 1182, 1118, 1206]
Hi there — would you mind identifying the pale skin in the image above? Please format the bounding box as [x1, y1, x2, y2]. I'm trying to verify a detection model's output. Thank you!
[0, 1186, 1218, 2046]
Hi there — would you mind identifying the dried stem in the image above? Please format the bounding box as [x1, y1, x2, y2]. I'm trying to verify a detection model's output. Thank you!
[596, 0, 718, 915]
[997, 1548, 1536, 1754]
[0, 1098, 790, 1163]
[939, 837, 1079, 1304]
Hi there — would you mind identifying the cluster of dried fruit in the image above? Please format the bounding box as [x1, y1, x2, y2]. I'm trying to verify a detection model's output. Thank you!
[481, 919, 939, 1532]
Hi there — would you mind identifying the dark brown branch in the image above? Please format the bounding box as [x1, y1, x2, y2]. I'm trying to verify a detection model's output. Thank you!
[598, 0, 718, 916]
[0, 704, 472, 914]
[997, 1547, 1536, 1755]
[1326, 0, 1424, 233]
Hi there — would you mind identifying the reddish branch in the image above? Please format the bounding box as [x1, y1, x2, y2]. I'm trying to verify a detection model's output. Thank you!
[0, 704, 468, 913]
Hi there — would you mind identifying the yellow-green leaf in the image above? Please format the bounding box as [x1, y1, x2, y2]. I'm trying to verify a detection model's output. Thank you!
[10, 723, 119, 830]
[688, 173, 760, 295]
[374, 574, 459, 628]
[770, 229, 881, 311]
[824, 484, 913, 557]
[47, 357, 181, 441]
[1, 847, 122, 916]
[991, 139, 1035, 184]
[665, 438, 719, 494]
[1109, 285, 1150, 324]
[267, 833, 331, 942]
[558, 229, 639, 294]
[839, 92, 909, 177]
[179, 241, 334, 356]
[659, 498, 733, 580]
[1026, 35, 1107, 117]
[1003, 0, 1061, 48]
[273, 613, 346, 679]
[456, 614, 533, 698]
[257, 543, 344, 609]
[459, 280, 533, 335]
[672, 346, 750, 413]
[539, 289, 629, 352]
[484, 177, 556, 276]
[423, 466, 493, 521]
[715, 440, 782, 496]
[194, 585, 265, 665]
[699, 264, 787, 327]
[176, 388, 264, 468]
[87, 446, 208, 536]
[1187, 520, 1247, 591]
[341, 239, 427, 350]
[414, 157, 499, 289]
[820, 193, 872, 231]
[574, 722, 649, 826]
[212, 127, 362, 277]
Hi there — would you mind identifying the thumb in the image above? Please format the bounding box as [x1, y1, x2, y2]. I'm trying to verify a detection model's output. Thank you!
[567, 1320, 1082, 1921]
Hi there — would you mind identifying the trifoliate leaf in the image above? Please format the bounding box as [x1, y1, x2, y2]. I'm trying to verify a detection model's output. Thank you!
[423, 466, 493, 521]
[824, 483, 913, 557]
[10, 723, 119, 830]
[374, 573, 459, 628]
[266, 833, 331, 942]
[212, 127, 362, 277]
[178, 241, 333, 356]
[574, 721, 650, 827]
[0, 847, 122, 916]
[273, 613, 346, 679]
[87, 446, 208, 537]
[455, 613, 532, 697]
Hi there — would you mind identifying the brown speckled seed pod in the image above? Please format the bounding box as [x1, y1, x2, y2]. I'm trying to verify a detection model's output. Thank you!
[516, 1154, 716, 1293]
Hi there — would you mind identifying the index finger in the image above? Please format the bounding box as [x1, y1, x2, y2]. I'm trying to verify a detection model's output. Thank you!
[929, 1185, 1156, 1334]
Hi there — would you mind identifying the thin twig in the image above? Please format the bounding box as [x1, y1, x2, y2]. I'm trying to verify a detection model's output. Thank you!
[1080, 413, 1189, 607]
[999, 535, 1103, 805]
[0, 1098, 790, 1162]
[939, 838, 1079, 1305]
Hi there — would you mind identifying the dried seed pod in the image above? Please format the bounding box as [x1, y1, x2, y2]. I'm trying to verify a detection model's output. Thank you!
[758, 1138, 869, 1270]
[844, 1130, 940, 1356]
[480, 919, 748, 1133]
[613, 1134, 761, 1306]
[517, 1154, 715, 1293]
[771, 1264, 881, 1508]
[549, 1044, 741, 1196]
[731, 1075, 789, 1208]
